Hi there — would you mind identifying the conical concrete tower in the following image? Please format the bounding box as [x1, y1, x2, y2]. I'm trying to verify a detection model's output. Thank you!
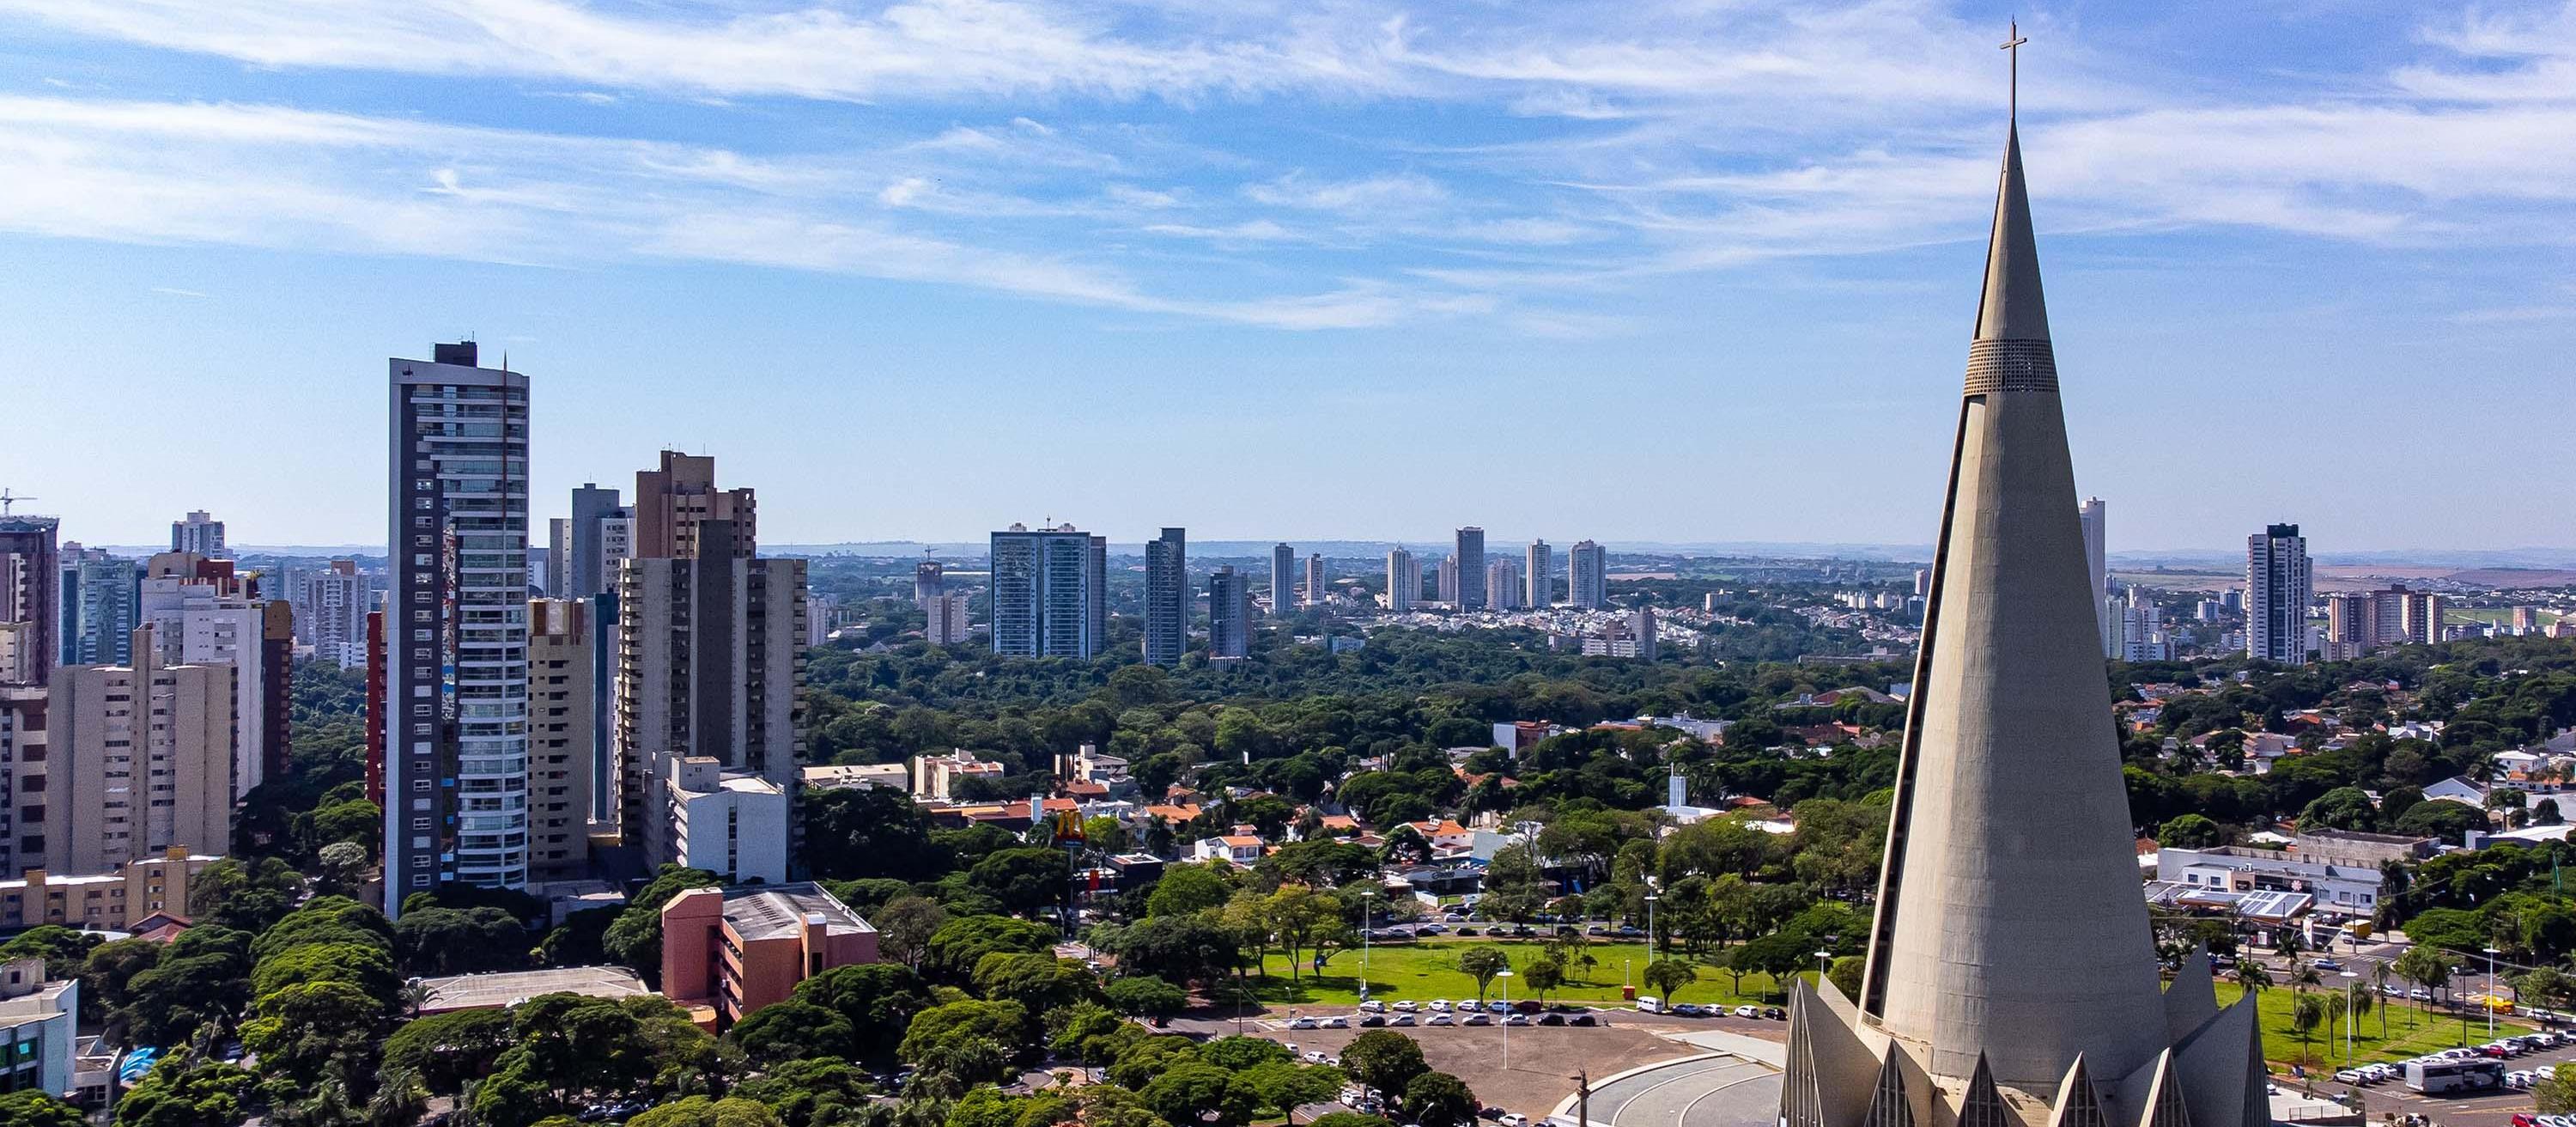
[1777, 42, 2270, 1127]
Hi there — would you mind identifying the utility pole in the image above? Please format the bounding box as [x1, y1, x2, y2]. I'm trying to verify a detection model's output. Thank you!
[1574, 1069, 1591, 1127]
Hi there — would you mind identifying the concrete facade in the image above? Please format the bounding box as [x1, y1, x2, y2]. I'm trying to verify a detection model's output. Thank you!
[528, 599, 594, 880]
[659, 882, 878, 1028]
[1142, 527, 1188, 666]
[1383, 548, 1416, 612]
[0, 849, 216, 931]
[46, 628, 233, 875]
[988, 524, 1107, 659]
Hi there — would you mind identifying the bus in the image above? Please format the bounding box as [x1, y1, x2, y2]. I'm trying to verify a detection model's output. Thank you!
[2405, 1057, 2504, 1094]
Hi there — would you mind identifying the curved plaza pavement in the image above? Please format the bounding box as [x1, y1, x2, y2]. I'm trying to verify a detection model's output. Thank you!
[1557, 1053, 1782, 1127]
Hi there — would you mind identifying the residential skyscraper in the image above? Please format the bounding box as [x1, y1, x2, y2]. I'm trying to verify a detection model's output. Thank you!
[1383, 549, 1416, 612]
[301, 560, 371, 669]
[1143, 527, 1188, 666]
[1485, 557, 1524, 610]
[989, 524, 1107, 658]
[1453, 527, 1486, 609]
[1786, 107, 2266, 1124]
[914, 559, 945, 604]
[1567, 540, 1607, 609]
[62, 549, 140, 667]
[544, 517, 571, 596]
[1270, 544, 1297, 617]
[1304, 553, 1325, 607]
[925, 591, 974, 645]
[1207, 566, 1251, 660]
[635, 451, 756, 561]
[1525, 539, 1551, 608]
[2079, 496, 2110, 657]
[383, 341, 532, 911]
[170, 510, 227, 558]
[46, 626, 234, 874]
[1435, 555, 1460, 606]
[527, 599, 595, 880]
[568, 483, 624, 597]
[137, 553, 290, 795]
[0, 515, 61, 686]
[2245, 523, 2312, 665]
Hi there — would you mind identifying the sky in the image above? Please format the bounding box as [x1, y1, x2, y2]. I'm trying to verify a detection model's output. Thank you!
[3, 1, 2573, 553]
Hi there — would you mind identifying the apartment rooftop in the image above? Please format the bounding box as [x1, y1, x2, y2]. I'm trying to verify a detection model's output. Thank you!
[719, 881, 875, 943]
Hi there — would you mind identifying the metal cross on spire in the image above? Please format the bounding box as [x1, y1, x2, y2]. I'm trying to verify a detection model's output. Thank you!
[2001, 20, 2028, 120]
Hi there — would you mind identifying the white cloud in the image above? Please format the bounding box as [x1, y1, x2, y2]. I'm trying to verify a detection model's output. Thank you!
[1244, 171, 1449, 212]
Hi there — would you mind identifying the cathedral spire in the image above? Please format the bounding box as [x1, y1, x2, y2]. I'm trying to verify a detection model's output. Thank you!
[1973, 124, 2051, 344]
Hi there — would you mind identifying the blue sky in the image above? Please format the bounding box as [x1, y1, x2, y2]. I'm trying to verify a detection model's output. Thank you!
[3, 1, 2573, 552]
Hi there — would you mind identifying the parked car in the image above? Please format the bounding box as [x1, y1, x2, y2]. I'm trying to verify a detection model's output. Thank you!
[1427, 1014, 1455, 1026]
[1498, 1115, 1528, 1127]
[1634, 996, 1662, 1014]
[1359, 1000, 1386, 1013]
[2334, 1069, 2370, 1085]
[1429, 1000, 1453, 1012]
[1394, 1000, 1419, 1012]
[1359, 1015, 1387, 1027]
[1512, 1000, 1542, 1014]
[1303, 1051, 1331, 1064]
[1570, 1014, 1601, 1026]
[1670, 1003, 1704, 1017]
[1505, 1014, 1531, 1026]
[1537, 1014, 1567, 1026]
[1734, 1005, 1763, 1019]
[1463, 1013, 1493, 1026]
[1417, 924, 1446, 935]
[2313, 959, 2344, 972]
[1486, 1001, 1512, 1014]
[1616, 925, 1644, 938]
[1391, 1014, 1416, 1026]
[1455, 927, 1479, 936]
[1586, 925, 1608, 935]
[1288, 1017, 1319, 1030]
[1762, 1007, 1787, 1020]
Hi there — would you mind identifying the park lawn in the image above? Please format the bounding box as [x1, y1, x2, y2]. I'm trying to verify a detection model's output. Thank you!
[2214, 984, 2537, 1068]
[1249, 937, 1796, 1008]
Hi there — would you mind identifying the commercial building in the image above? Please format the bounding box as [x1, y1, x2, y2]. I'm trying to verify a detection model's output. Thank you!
[1567, 540, 1607, 609]
[2080, 496, 2110, 657]
[528, 600, 595, 880]
[1382, 548, 1416, 612]
[659, 882, 878, 1028]
[382, 341, 533, 911]
[2245, 523, 2312, 665]
[0, 849, 217, 931]
[660, 756, 788, 885]
[46, 627, 234, 874]
[1452, 527, 1486, 609]
[59, 550, 139, 668]
[988, 524, 1106, 659]
[925, 591, 973, 645]
[0, 515, 62, 687]
[1525, 539, 1551, 608]
[635, 451, 756, 562]
[1207, 566, 1251, 660]
[568, 483, 625, 598]
[1142, 527, 1188, 666]
[1304, 554, 1325, 608]
[1270, 544, 1296, 617]
[169, 511, 227, 558]
[301, 559, 371, 669]
[1780, 111, 2267, 1125]
[0, 958, 76, 1100]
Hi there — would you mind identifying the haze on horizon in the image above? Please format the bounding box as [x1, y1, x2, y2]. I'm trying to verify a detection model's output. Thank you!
[3, 1, 2571, 552]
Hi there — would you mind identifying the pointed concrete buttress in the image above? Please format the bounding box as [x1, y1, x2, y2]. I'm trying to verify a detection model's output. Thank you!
[1851, 113, 2172, 1095]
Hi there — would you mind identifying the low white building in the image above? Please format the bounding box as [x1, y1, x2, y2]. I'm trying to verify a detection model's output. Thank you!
[2154, 844, 2386, 917]
[1193, 835, 1265, 865]
[665, 757, 789, 885]
[0, 957, 76, 1100]
[800, 763, 910, 792]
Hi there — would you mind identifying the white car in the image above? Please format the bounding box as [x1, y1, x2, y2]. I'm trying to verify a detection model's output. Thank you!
[1634, 996, 1662, 1014]
[1288, 1017, 1319, 1030]
[1393, 1001, 1419, 1013]
[1303, 1051, 1331, 1064]
[1499, 1116, 1529, 1127]
[1358, 1001, 1385, 1014]
[1426, 1014, 1455, 1026]
[1734, 1005, 1762, 1019]
[1324, 1016, 1350, 1029]
[1429, 1000, 1453, 1013]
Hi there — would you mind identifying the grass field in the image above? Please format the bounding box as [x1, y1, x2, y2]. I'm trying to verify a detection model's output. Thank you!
[2216, 984, 2537, 1067]
[1249, 937, 1797, 1008]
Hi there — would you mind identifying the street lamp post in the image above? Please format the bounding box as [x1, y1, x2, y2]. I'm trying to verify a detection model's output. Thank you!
[1643, 893, 1659, 964]
[2339, 971, 2360, 1062]
[1359, 889, 1374, 1002]
[2485, 947, 2502, 1039]
[1496, 969, 1516, 1071]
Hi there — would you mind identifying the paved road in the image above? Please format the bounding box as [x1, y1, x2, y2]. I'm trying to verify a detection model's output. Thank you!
[1583, 1056, 1780, 1127]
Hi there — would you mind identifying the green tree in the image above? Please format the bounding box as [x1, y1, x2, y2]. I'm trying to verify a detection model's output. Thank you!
[969, 847, 1074, 917]
[1145, 863, 1236, 917]
[1104, 975, 1189, 1017]
[793, 963, 936, 1065]
[117, 1057, 258, 1127]
[2537, 1063, 2576, 1114]
[1641, 957, 1698, 1002]
[625, 1096, 786, 1127]
[899, 1000, 1032, 1066]
[1455, 947, 1510, 1003]
[2154, 814, 2227, 850]
[1520, 953, 1566, 1002]
[924, 916, 1058, 984]
[383, 1008, 516, 1093]
[395, 905, 532, 977]
[1826, 956, 1865, 1001]
[604, 867, 721, 983]
[729, 1000, 857, 1063]
[1340, 1029, 1427, 1095]
[873, 896, 949, 971]
[2290, 994, 2327, 1063]
[1402, 1072, 1478, 1127]
[2298, 787, 2379, 832]
[1140, 1063, 1257, 1127]
[732, 1058, 876, 1127]
[0, 1091, 88, 1127]
[2395, 947, 2456, 1016]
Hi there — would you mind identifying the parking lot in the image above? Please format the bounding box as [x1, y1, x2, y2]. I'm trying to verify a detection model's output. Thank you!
[2302, 1029, 2575, 1127]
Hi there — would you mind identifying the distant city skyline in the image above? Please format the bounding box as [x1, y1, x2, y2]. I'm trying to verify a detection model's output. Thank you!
[4, 3, 2573, 549]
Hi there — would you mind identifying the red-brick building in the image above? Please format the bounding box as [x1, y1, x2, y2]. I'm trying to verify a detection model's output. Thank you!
[659, 882, 878, 1029]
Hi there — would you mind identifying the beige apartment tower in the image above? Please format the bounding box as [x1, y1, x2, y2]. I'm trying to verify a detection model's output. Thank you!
[527, 600, 595, 879]
[635, 451, 756, 561]
[46, 627, 234, 874]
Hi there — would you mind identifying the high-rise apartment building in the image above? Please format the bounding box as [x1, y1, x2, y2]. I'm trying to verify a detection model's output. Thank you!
[2245, 523, 2312, 665]
[1485, 557, 1524, 611]
[914, 559, 945, 604]
[61, 549, 139, 667]
[2326, 585, 2446, 658]
[543, 518, 571, 597]
[1436, 555, 1460, 606]
[302, 560, 371, 669]
[137, 553, 289, 795]
[383, 341, 532, 911]
[169, 511, 227, 558]
[0, 515, 61, 687]
[926, 591, 974, 645]
[614, 512, 803, 874]
[989, 524, 1106, 658]
[1568, 540, 1607, 609]
[1383, 549, 1417, 612]
[527, 600, 594, 880]
[46, 626, 234, 874]
[2079, 497, 2110, 658]
[1270, 545, 1296, 618]
[635, 452, 756, 561]
[1207, 567, 1251, 661]
[1525, 539, 1551, 608]
[1143, 528, 1188, 666]
[1304, 554, 1325, 608]
[568, 484, 624, 598]
[1453, 527, 1486, 609]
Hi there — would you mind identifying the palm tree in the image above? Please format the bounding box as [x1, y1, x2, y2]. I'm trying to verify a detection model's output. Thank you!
[2292, 994, 2328, 1065]
[2372, 961, 2395, 1039]
[2233, 961, 2274, 997]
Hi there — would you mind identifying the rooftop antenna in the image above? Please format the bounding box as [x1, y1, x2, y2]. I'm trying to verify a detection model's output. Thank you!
[0, 489, 33, 515]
